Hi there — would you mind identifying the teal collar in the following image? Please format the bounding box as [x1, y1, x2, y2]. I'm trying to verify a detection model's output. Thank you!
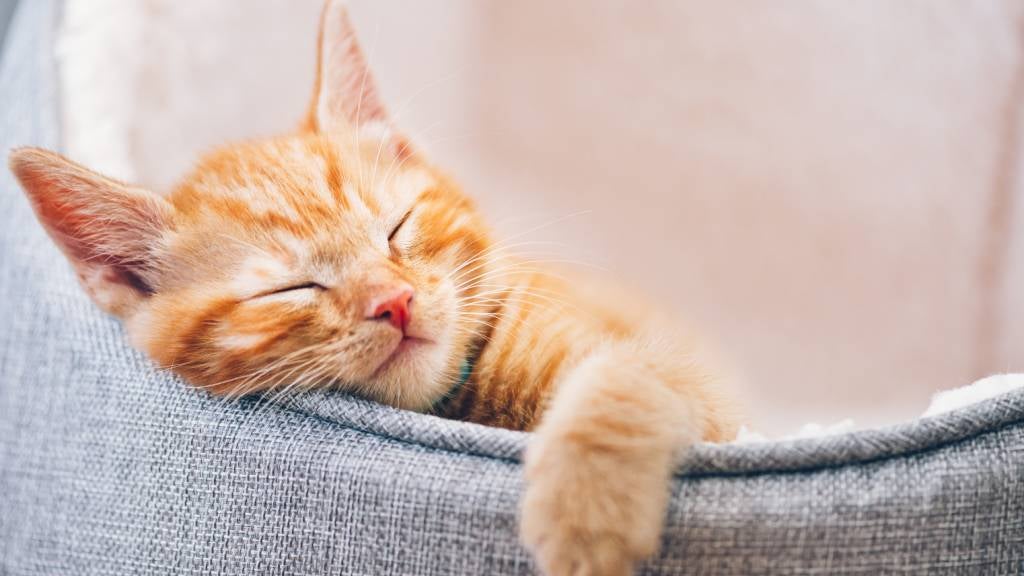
[431, 357, 475, 414]
[456, 358, 474, 389]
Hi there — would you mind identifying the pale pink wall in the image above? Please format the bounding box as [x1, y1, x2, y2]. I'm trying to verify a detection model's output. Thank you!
[467, 1, 1024, 432]
[62, 0, 1024, 434]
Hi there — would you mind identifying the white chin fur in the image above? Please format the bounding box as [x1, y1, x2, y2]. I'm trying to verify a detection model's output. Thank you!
[375, 338, 454, 412]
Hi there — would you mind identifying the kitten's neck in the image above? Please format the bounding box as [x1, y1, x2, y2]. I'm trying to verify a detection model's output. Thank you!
[431, 297, 502, 415]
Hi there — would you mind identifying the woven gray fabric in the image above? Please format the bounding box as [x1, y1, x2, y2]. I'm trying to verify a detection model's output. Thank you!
[1, 2, 1023, 574]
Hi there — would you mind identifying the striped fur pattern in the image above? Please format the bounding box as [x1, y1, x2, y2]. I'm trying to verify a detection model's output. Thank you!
[8, 2, 740, 574]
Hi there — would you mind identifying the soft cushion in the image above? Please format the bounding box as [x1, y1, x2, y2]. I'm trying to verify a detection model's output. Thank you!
[1, 2, 1022, 574]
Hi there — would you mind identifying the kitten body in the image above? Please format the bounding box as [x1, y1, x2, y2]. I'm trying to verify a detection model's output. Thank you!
[9, 2, 739, 574]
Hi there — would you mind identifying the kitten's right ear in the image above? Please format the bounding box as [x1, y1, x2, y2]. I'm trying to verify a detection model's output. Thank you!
[304, 0, 414, 159]
[305, 0, 386, 133]
[8, 147, 174, 316]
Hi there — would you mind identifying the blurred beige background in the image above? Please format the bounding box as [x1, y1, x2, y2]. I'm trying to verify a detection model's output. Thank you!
[59, 0, 1024, 434]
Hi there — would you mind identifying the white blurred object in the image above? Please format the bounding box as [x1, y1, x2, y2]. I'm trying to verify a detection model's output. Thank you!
[734, 373, 1024, 443]
[733, 420, 855, 444]
[58, 0, 322, 189]
[922, 373, 1024, 418]
[56, 0, 480, 194]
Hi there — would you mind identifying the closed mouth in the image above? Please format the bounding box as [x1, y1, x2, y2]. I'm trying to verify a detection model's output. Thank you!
[370, 336, 432, 379]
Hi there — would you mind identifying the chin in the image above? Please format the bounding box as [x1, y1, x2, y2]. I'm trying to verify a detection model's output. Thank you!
[366, 335, 456, 412]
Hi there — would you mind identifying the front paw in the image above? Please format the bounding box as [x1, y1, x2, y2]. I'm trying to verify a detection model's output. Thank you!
[520, 432, 670, 576]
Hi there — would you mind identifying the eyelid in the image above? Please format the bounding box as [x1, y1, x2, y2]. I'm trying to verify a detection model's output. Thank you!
[388, 209, 413, 242]
[258, 282, 326, 297]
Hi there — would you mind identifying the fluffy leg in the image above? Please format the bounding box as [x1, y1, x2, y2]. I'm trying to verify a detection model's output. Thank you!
[520, 338, 728, 576]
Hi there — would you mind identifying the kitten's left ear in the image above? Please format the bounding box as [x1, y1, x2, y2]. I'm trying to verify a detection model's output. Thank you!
[304, 0, 413, 158]
[9, 147, 174, 317]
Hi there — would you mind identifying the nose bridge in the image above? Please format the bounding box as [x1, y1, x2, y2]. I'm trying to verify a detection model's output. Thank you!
[361, 257, 408, 289]
[314, 233, 401, 288]
[354, 251, 409, 291]
[351, 253, 409, 289]
[310, 236, 414, 324]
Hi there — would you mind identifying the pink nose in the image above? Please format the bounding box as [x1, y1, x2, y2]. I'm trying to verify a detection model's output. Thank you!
[367, 285, 414, 333]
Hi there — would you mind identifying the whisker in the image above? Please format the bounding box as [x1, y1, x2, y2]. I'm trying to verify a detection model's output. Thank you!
[445, 242, 569, 285]
[253, 353, 336, 418]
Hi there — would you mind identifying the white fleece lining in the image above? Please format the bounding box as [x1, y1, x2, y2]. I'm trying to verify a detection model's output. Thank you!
[735, 373, 1024, 443]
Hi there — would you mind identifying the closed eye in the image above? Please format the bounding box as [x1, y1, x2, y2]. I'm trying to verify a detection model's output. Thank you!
[388, 209, 413, 242]
[260, 282, 326, 297]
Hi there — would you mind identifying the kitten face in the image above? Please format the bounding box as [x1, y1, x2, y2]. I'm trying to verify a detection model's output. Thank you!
[133, 134, 491, 409]
[9, 3, 494, 410]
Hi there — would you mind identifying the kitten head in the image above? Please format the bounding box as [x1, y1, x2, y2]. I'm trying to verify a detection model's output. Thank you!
[8, 1, 494, 410]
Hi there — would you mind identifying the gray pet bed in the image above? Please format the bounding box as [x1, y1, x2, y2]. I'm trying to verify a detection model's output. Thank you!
[1, 2, 1022, 574]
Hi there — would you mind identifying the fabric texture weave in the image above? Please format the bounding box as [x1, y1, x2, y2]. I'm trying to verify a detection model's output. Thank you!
[1, 2, 1022, 574]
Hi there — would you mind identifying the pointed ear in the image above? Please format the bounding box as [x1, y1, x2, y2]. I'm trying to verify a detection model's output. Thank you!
[305, 0, 386, 131]
[304, 0, 414, 158]
[9, 147, 174, 317]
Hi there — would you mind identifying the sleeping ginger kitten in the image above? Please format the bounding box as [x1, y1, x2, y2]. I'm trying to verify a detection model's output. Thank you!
[9, 2, 739, 574]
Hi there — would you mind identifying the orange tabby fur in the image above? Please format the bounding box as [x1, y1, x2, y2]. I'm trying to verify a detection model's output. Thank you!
[9, 2, 739, 574]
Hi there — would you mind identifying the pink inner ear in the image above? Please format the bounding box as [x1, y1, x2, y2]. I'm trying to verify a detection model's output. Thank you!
[10, 148, 171, 298]
[309, 0, 391, 133]
[26, 169, 156, 267]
